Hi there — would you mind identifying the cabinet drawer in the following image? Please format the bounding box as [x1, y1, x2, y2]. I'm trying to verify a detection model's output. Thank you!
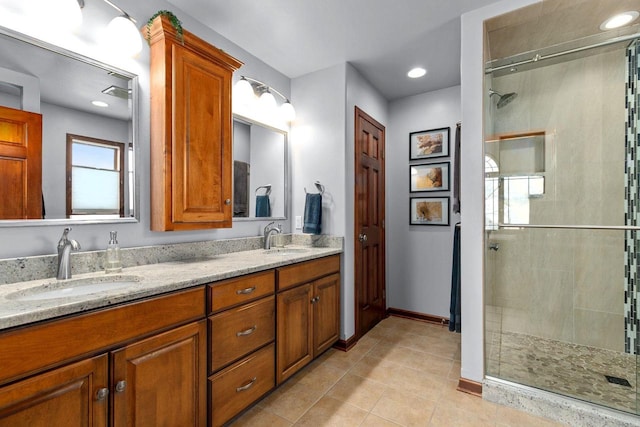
[277, 255, 340, 291]
[208, 270, 275, 313]
[209, 296, 275, 372]
[209, 343, 274, 427]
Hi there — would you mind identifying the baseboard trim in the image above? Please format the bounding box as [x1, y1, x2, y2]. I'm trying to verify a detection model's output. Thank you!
[333, 335, 357, 352]
[387, 307, 449, 326]
[457, 378, 483, 396]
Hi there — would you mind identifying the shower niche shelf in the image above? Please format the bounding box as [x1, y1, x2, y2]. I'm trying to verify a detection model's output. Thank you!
[486, 130, 546, 174]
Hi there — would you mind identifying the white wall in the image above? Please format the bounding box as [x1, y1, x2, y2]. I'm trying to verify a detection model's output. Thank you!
[460, 0, 540, 383]
[388, 86, 461, 317]
[291, 64, 347, 238]
[0, 0, 293, 259]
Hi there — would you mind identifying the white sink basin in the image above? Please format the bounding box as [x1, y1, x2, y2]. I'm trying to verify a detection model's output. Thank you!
[265, 247, 309, 256]
[8, 275, 141, 302]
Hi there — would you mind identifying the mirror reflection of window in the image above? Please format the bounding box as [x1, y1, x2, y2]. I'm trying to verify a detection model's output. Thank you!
[66, 134, 124, 218]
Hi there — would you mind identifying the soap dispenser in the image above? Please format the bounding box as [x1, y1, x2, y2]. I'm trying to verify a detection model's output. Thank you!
[105, 231, 122, 273]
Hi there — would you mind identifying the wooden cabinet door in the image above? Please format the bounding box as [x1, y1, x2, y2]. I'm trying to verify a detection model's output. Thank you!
[313, 273, 340, 356]
[111, 320, 207, 427]
[0, 354, 108, 427]
[276, 284, 313, 384]
[148, 16, 241, 231]
[0, 105, 42, 219]
[172, 44, 232, 226]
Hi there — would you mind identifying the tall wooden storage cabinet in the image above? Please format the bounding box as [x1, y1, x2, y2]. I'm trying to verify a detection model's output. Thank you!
[147, 16, 242, 231]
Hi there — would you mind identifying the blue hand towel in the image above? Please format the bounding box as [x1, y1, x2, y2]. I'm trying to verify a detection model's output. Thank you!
[303, 193, 322, 234]
[255, 195, 271, 217]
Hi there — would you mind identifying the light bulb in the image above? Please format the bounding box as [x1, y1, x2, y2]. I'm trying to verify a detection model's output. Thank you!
[28, 0, 82, 33]
[280, 101, 296, 122]
[234, 78, 255, 105]
[106, 15, 143, 57]
[258, 90, 277, 111]
[60, 0, 83, 30]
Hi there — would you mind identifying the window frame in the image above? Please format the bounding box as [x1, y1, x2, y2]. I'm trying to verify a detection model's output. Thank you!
[66, 134, 125, 217]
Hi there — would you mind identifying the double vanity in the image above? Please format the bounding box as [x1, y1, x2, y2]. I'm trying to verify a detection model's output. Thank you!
[0, 238, 342, 426]
[0, 11, 332, 427]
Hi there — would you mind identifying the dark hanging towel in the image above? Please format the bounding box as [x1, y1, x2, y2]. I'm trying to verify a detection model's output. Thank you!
[255, 195, 271, 217]
[303, 193, 322, 234]
[449, 223, 461, 332]
[452, 122, 461, 214]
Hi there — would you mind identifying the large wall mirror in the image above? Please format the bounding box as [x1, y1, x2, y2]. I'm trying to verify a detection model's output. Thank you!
[233, 115, 288, 220]
[0, 27, 138, 226]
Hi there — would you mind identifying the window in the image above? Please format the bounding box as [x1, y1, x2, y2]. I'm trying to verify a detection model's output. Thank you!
[485, 155, 499, 230]
[485, 155, 545, 230]
[66, 134, 124, 217]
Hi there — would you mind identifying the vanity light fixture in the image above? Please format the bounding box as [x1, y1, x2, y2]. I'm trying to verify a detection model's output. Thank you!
[600, 11, 639, 30]
[56, 0, 84, 30]
[407, 67, 427, 78]
[234, 76, 296, 122]
[75, 0, 142, 57]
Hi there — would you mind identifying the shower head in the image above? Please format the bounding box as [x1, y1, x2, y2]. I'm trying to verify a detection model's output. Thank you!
[489, 89, 518, 109]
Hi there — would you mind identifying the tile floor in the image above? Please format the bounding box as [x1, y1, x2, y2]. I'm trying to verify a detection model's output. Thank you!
[230, 316, 565, 426]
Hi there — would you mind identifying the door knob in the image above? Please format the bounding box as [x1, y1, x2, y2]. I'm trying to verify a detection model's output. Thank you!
[225, 199, 231, 205]
[358, 233, 368, 242]
[115, 380, 127, 393]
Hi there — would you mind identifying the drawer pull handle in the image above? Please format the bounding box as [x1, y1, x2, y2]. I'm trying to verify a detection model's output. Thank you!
[236, 377, 257, 392]
[237, 326, 257, 337]
[236, 286, 256, 295]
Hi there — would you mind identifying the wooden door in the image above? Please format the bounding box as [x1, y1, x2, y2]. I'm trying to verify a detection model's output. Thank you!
[354, 106, 386, 338]
[276, 284, 313, 384]
[0, 105, 42, 219]
[0, 354, 108, 427]
[111, 320, 207, 427]
[312, 273, 340, 356]
[172, 43, 232, 226]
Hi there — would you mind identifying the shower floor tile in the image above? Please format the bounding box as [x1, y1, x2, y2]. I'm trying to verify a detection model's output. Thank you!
[492, 332, 637, 413]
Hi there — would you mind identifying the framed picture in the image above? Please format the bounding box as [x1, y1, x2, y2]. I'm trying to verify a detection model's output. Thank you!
[410, 162, 450, 192]
[410, 197, 450, 226]
[409, 127, 450, 160]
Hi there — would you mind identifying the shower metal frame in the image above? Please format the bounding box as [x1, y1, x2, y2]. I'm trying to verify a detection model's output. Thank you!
[498, 224, 640, 231]
[485, 32, 640, 74]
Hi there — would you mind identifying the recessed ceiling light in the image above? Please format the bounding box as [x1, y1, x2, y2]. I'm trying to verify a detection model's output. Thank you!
[407, 67, 427, 79]
[91, 100, 109, 108]
[600, 11, 639, 30]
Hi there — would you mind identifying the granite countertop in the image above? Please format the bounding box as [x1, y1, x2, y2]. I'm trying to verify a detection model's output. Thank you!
[0, 245, 341, 331]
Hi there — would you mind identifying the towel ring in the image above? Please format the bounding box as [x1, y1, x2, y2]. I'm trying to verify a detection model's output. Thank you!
[304, 181, 325, 195]
[255, 184, 272, 196]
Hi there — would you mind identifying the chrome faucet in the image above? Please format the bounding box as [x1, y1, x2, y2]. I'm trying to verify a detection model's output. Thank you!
[263, 222, 282, 250]
[57, 227, 81, 280]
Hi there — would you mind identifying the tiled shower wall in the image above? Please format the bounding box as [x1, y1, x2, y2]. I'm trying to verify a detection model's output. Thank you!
[486, 46, 626, 352]
[625, 40, 639, 354]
